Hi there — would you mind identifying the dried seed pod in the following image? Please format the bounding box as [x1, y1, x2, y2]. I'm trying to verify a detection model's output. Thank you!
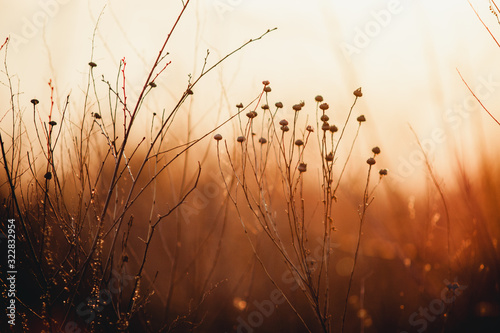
[275, 102, 283, 108]
[379, 168, 388, 176]
[262, 80, 270, 85]
[44, 172, 52, 180]
[88, 61, 97, 68]
[214, 134, 223, 141]
[353, 87, 363, 97]
[372, 146, 381, 155]
[31, 99, 39, 105]
[246, 111, 257, 119]
[295, 139, 304, 146]
[319, 103, 329, 111]
[320, 114, 329, 122]
[292, 104, 302, 111]
[264, 86, 271, 93]
[259, 137, 267, 144]
[149, 82, 157, 88]
[357, 115, 366, 122]
[236, 103, 244, 108]
[322, 122, 330, 131]
[186, 88, 193, 95]
[298, 163, 307, 172]
[237, 136, 245, 143]
[93, 113, 101, 119]
[315, 95, 323, 102]
[329, 125, 338, 133]
[281, 125, 289, 132]
[367, 157, 376, 165]
[49, 121, 57, 126]
[261, 104, 269, 110]
[325, 152, 334, 162]
[306, 125, 314, 132]
[279, 119, 289, 126]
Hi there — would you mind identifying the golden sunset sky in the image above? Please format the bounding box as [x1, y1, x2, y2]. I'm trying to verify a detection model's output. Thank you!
[1, 0, 499, 187]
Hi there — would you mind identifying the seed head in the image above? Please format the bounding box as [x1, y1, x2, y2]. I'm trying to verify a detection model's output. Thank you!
[275, 102, 283, 108]
[281, 125, 289, 132]
[320, 114, 329, 122]
[329, 125, 338, 133]
[49, 121, 57, 126]
[246, 111, 257, 119]
[357, 115, 366, 123]
[88, 61, 97, 68]
[186, 88, 193, 95]
[367, 157, 376, 165]
[237, 136, 245, 143]
[298, 163, 307, 173]
[319, 103, 329, 111]
[299, 101, 305, 107]
[93, 113, 101, 119]
[261, 104, 269, 110]
[372, 146, 381, 155]
[322, 122, 330, 131]
[279, 119, 288, 126]
[292, 104, 302, 112]
[315, 95, 324, 102]
[264, 86, 271, 93]
[214, 134, 223, 141]
[379, 168, 388, 176]
[295, 139, 304, 146]
[31, 99, 39, 105]
[44, 172, 52, 180]
[259, 137, 267, 144]
[353, 87, 363, 97]
[325, 152, 334, 162]
[306, 125, 314, 132]
[149, 81, 157, 88]
[262, 80, 270, 86]
[236, 103, 244, 109]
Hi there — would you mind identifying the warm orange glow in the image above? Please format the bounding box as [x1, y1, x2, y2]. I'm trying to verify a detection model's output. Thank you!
[1, 1, 499, 332]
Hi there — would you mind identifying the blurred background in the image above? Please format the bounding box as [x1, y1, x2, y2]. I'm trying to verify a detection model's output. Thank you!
[1, 0, 499, 332]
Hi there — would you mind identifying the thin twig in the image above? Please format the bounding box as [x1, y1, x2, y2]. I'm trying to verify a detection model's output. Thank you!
[456, 68, 500, 126]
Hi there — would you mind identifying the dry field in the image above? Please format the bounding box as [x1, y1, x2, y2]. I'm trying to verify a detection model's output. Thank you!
[1, 1, 499, 332]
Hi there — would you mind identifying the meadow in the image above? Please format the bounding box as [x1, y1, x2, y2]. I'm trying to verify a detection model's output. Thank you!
[1, 1, 500, 332]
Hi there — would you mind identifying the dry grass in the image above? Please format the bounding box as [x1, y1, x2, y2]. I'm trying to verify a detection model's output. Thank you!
[1, 2, 500, 333]
[0, 2, 277, 331]
[214, 84, 387, 332]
